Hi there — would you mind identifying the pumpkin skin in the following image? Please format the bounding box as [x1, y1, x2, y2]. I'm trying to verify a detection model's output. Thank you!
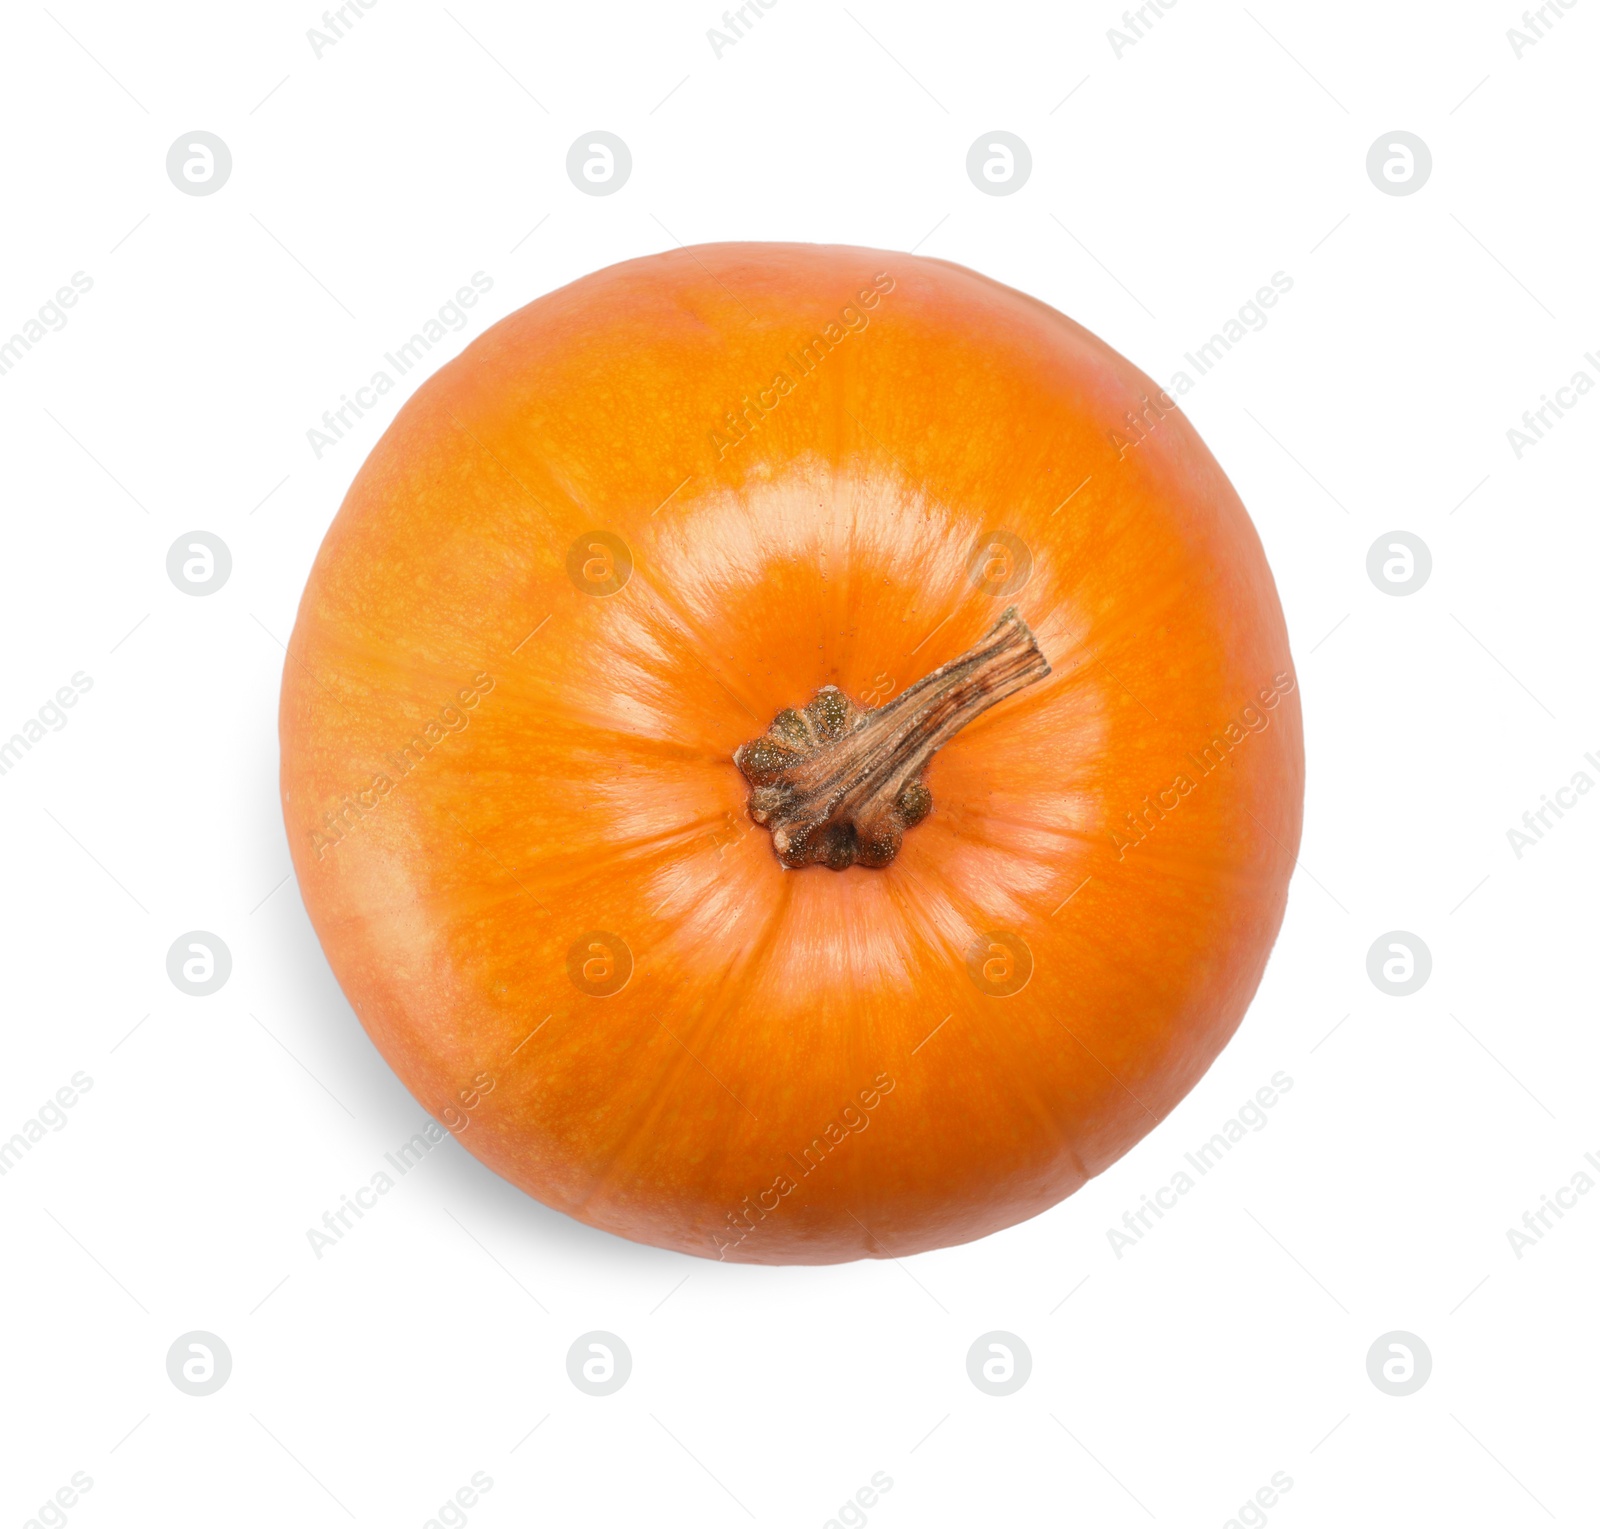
[279, 242, 1303, 1265]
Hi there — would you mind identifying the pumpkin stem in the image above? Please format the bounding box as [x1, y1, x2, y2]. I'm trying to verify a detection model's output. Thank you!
[734, 607, 1050, 870]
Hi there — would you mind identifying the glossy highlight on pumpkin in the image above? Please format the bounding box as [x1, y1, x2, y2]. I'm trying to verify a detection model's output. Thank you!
[279, 242, 1304, 1264]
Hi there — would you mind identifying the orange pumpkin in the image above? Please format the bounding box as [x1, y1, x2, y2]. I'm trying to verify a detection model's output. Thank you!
[280, 243, 1303, 1264]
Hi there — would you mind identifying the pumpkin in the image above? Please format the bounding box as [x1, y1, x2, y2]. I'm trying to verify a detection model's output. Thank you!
[279, 242, 1303, 1265]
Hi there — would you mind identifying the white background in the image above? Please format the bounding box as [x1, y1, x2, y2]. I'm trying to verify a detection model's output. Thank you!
[2, 2, 1596, 1525]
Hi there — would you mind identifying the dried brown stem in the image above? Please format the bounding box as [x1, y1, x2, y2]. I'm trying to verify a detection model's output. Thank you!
[733, 607, 1050, 870]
